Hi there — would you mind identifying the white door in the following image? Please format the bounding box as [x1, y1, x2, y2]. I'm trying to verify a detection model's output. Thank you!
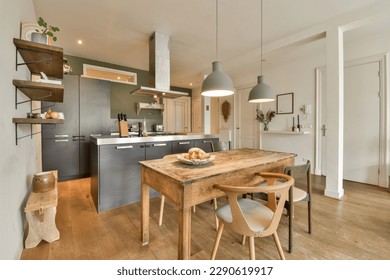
[343, 62, 380, 185]
[236, 88, 259, 148]
[319, 61, 381, 185]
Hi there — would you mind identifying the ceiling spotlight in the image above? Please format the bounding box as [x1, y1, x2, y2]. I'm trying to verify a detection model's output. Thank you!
[77, 40, 83, 45]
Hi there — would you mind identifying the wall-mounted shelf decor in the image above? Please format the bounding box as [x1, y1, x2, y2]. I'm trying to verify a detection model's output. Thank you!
[12, 38, 64, 145]
[261, 130, 309, 135]
[12, 118, 64, 145]
[13, 80, 64, 107]
[14, 38, 63, 79]
[136, 102, 164, 115]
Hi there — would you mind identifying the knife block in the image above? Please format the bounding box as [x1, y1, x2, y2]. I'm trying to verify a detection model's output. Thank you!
[118, 120, 128, 137]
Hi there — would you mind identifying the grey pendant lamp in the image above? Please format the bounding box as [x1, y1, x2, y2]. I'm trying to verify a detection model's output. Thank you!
[201, 0, 234, 97]
[248, 0, 275, 103]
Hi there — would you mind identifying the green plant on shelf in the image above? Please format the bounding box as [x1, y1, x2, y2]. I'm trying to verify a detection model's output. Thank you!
[36, 17, 60, 41]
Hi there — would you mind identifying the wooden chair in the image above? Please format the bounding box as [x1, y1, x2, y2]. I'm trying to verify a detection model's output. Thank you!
[210, 141, 230, 152]
[210, 172, 294, 260]
[284, 160, 312, 253]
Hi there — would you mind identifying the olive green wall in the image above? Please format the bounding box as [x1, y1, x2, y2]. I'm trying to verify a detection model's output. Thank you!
[64, 55, 191, 120]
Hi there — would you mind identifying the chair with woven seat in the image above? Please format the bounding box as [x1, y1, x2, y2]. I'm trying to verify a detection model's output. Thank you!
[284, 160, 312, 253]
[210, 172, 294, 260]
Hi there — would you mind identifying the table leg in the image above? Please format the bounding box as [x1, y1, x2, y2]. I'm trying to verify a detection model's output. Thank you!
[141, 180, 150, 245]
[178, 206, 192, 260]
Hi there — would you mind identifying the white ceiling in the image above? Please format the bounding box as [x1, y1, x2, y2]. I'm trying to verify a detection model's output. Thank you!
[31, 0, 388, 89]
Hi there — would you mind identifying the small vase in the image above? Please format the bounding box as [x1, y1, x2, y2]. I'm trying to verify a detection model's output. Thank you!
[263, 123, 269, 131]
[32, 171, 55, 193]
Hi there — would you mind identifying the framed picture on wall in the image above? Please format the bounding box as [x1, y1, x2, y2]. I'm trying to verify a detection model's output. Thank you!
[276, 92, 294, 114]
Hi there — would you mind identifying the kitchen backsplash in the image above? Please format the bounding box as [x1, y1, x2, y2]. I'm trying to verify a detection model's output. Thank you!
[110, 118, 162, 133]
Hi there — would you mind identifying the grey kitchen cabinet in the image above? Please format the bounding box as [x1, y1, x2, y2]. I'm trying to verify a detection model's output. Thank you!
[96, 143, 145, 212]
[194, 138, 218, 153]
[91, 141, 172, 213]
[42, 75, 110, 181]
[171, 140, 194, 154]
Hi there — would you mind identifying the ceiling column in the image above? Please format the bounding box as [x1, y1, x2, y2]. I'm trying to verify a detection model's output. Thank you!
[324, 26, 345, 199]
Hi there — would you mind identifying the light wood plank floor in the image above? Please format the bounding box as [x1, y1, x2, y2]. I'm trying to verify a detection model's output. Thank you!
[20, 175, 390, 260]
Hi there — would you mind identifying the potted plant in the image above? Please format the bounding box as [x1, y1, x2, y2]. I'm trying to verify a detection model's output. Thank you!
[31, 17, 60, 44]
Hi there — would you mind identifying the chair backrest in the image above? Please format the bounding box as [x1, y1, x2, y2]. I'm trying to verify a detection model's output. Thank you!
[211, 141, 230, 152]
[284, 160, 311, 193]
[214, 172, 294, 237]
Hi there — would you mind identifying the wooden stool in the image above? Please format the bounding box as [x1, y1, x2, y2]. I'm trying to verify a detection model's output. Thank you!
[24, 170, 60, 249]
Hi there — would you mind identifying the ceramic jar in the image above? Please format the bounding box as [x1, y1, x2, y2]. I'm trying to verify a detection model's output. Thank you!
[32, 172, 55, 193]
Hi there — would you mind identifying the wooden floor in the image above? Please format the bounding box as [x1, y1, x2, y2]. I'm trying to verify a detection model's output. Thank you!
[20, 175, 390, 260]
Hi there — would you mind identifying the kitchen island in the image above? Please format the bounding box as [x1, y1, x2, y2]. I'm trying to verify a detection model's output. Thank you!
[90, 134, 219, 213]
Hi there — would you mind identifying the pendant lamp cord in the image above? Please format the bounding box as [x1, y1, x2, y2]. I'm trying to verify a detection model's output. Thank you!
[260, 0, 263, 75]
[216, 0, 219, 61]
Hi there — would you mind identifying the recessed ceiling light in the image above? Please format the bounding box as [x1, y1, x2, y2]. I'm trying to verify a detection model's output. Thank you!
[77, 40, 83, 45]
[189, 83, 193, 86]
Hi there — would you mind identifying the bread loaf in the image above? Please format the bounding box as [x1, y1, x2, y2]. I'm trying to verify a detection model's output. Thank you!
[184, 148, 210, 160]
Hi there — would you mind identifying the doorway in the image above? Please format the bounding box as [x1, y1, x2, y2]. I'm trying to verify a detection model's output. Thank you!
[235, 87, 259, 149]
[344, 61, 380, 185]
[315, 55, 388, 188]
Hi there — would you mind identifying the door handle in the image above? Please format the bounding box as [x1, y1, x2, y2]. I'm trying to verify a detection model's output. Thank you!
[55, 134, 68, 138]
[321, 125, 327, 136]
[55, 139, 68, 143]
[153, 143, 167, 147]
[116, 145, 134, 149]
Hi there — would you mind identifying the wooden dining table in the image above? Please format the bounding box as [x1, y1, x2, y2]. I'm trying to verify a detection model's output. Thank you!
[139, 148, 296, 260]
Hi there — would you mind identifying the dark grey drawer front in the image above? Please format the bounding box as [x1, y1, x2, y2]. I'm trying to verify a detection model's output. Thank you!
[171, 140, 194, 154]
[98, 143, 145, 212]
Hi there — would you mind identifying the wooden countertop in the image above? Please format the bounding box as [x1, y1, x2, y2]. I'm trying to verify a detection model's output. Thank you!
[139, 148, 296, 185]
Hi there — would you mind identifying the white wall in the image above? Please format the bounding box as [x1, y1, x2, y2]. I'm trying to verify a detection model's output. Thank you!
[0, 0, 38, 259]
[256, 40, 325, 166]
[245, 26, 390, 172]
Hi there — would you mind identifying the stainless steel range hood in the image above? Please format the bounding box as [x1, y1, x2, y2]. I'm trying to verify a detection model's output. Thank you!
[130, 32, 189, 99]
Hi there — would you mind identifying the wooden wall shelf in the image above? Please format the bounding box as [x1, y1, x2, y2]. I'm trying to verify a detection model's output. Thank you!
[14, 38, 63, 79]
[12, 118, 63, 145]
[12, 118, 64, 124]
[136, 102, 164, 115]
[12, 38, 64, 145]
[13, 79, 64, 103]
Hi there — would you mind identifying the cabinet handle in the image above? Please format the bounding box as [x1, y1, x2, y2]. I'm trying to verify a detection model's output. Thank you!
[90, 134, 101, 137]
[72, 135, 86, 138]
[178, 142, 190, 145]
[202, 140, 212, 143]
[55, 139, 68, 143]
[55, 134, 68, 138]
[153, 143, 167, 147]
[116, 145, 133, 149]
